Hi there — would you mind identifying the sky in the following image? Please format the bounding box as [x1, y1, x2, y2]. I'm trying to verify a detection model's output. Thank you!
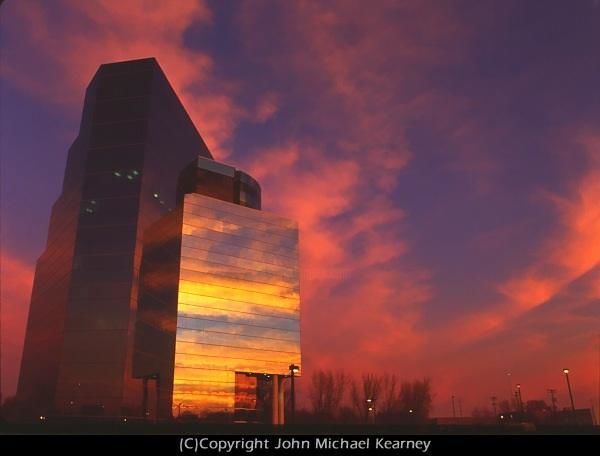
[1, 0, 600, 417]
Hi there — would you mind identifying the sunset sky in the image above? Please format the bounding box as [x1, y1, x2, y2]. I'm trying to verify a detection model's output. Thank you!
[1, 0, 599, 417]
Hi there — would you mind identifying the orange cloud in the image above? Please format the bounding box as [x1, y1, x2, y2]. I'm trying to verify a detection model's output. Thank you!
[252, 92, 280, 123]
[235, 3, 600, 415]
[499, 131, 600, 311]
[0, 0, 259, 158]
[420, 131, 600, 413]
[231, 1, 479, 391]
[243, 141, 430, 384]
[427, 132, 600, 367]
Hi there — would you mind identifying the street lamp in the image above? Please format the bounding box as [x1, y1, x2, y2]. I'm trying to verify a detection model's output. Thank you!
[366, 398, 376, 423]
[516, 384, 524, 414]
[563, 368, 575, 411]
[289, 364, 299, 423]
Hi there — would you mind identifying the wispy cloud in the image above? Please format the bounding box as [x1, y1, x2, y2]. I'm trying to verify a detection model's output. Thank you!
[500, 131, 600, 311]
[0, 0, 271, 157]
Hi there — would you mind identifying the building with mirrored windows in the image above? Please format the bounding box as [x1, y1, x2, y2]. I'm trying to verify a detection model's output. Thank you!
[133, 156, 301, 423]
[18, 57, 301, 423]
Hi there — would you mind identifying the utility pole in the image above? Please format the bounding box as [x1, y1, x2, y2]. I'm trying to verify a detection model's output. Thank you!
[491, 396, 498, 417]
[506, 373, 513, 412]
[548, 389, 557, 413]
[597, 333, 600, 426]
[563, 369, 575, 411]
[289, 364, 299, 425]
[452, 395, 456, 418]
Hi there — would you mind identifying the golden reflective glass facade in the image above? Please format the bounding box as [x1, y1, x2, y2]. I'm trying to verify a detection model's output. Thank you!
[173, 193, 300, 418]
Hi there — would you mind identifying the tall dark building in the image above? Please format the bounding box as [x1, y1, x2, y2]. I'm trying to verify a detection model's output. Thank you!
[18, 58, 213, 417]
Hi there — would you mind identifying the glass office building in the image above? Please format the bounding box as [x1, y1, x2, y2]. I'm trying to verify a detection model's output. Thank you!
[134, 157, 301, 422]
[18, 58, 213, 417]
[19, 58, 301, 422]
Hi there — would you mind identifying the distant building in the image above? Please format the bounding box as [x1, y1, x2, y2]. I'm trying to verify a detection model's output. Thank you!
[133, 157, 301, 423]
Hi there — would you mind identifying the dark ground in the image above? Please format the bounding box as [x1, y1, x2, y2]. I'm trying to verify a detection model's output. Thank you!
[0, 418, 598, 435]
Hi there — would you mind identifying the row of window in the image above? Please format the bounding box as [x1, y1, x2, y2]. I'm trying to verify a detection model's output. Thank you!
[184, 196, 297, 233]
[181, 235, 297, 268]
[177, 316, 299, 342]
[180, 247, 298, 280]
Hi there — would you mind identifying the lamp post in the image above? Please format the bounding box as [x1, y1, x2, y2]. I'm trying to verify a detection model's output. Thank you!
[366, 398, 376, 424]
[289, 364, 299, 423]
[516, 384, 524, 414]
[563, 368, 575, 411]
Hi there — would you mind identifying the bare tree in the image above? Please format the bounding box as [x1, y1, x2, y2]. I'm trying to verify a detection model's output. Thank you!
[398, 378, 432, 421]
[351, 373, 382, 422]
[378, 373, 399, 416]
[310, 371, 433, 424]
[309, 369, 349, 421]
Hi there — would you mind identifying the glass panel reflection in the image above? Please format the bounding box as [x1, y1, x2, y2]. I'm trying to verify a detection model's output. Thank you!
[172, 194, 300, 418]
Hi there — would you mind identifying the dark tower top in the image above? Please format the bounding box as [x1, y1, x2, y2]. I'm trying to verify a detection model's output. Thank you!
[177, 156, 261, 210]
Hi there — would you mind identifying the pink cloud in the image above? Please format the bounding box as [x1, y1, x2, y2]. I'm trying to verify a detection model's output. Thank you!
[252, 92, 280, 123]
[236, 3, 600, 416]
[499, 131, 600, 311]
[0, 0, 245, 157]
[244, 140, 430, 385]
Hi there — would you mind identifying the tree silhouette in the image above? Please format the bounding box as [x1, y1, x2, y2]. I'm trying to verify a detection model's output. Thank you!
[350, 373, 382, 423]
[309, 369, 349, 421]
[397, 378, 432, 422]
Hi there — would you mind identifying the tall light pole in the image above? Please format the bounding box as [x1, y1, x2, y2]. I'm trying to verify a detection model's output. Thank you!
[451, 395, 456, 418]
[289, 364, 299, 424]
[516, 384, 524, 414]
[563, 368, 575, 411]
